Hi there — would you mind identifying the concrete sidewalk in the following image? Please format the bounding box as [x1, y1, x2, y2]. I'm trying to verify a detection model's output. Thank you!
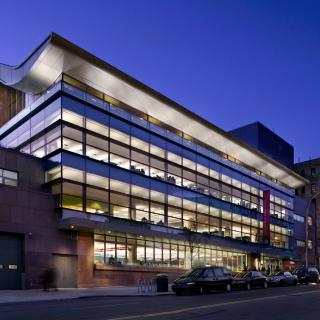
[0, 286, 174, 304]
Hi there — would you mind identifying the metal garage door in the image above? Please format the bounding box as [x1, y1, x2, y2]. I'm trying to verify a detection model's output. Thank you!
[53, 254, 77, 288]
[0, 233, 23, 289]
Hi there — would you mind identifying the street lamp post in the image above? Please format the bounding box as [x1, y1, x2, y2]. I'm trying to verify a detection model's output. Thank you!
[304, 191, 320, 268]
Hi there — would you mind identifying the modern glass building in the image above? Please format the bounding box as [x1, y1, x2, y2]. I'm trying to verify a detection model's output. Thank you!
[0, 33, 308, 287]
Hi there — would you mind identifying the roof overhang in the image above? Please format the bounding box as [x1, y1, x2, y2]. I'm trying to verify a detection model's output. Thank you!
[0, 33, 308, 189]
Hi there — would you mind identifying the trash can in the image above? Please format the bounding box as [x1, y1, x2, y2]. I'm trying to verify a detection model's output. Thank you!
[156, 274, 168, 292]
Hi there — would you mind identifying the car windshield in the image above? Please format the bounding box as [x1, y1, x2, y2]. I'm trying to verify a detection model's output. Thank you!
[234, 272, 249, 278]
[308, 267, 318, 273]
[179, 268, 204, 279]
[292, 269, 302, 274]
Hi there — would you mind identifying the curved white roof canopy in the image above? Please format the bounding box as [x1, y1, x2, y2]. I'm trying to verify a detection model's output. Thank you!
[0, 33, 307, 189]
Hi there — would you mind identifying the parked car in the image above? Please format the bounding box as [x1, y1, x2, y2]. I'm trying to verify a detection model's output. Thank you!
[292, 267, 320, 284]
[267, 271, 298, 286]
[171, 266, 233, 295]
[232, 271, 268, 290]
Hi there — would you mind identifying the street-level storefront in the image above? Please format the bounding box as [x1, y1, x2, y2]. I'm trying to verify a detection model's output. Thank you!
[91, 231, 288, 286]
[92, 231, 247, 286]
[94, 232, 248, 272]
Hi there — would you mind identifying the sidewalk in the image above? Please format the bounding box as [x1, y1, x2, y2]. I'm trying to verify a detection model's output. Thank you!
[0, 286, 174, 304]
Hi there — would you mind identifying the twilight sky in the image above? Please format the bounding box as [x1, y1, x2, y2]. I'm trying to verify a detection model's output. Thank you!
[0, 0, 319, 163]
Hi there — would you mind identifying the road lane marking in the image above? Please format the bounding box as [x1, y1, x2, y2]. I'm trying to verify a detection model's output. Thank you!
[108, 289, 320, 320]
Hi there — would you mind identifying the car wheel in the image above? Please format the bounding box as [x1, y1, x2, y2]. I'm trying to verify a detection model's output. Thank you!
[293, 280, 297, 286]
[280, 280, 284, 287]
[226, 283, 232, 293]
[246, 283, 251, 290]
[263, 281, 268, 289]
[176, 291, 183, 296]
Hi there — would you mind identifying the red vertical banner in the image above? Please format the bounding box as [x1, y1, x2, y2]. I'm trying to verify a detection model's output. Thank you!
[263, 190, 270, 244]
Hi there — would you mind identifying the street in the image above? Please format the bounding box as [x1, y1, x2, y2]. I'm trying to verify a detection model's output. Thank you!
[1, 284, 320, 320]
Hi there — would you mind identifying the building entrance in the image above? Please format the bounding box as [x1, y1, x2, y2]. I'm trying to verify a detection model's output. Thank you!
[53, 254, 77, 288]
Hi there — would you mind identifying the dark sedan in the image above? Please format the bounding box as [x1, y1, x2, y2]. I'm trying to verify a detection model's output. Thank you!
[171, 266, 233, 295]
[267, 271, 298, 286]
[232, 271, 268, 290]
[292, 267, 320, 284]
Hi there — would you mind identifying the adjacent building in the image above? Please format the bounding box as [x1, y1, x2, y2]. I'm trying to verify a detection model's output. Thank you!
[0, 33, 309, 289]
[230, 122, 294, 168]
[231, 122, 317, 268]
[294, 158, 320, 266]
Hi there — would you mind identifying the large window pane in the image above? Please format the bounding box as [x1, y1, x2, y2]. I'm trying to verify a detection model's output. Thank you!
[62, 182, 83, 211]
[110, 154, 130, 169]
[110, 128, 130, 145]
[62, 166, 84, 182]
[63, 109, 84, 127]
[86, 187, 109, 214]
[86, 119, 108, 137]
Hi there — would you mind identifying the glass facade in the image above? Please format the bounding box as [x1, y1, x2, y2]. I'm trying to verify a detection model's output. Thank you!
[94, 233, 247, 271]
[0, 76, 298, 271]
[46, 164, 291, 249]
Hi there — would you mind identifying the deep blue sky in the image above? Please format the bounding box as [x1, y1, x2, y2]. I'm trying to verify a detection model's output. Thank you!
[1, 0, 319, 162]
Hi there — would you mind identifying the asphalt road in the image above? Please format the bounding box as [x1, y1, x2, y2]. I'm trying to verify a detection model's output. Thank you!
[1, 284, 320, 320]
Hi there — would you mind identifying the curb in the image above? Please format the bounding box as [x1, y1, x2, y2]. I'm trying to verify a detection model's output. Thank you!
[0, 292, 174, 305]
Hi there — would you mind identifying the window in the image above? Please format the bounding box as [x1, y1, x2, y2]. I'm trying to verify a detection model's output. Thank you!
[252, 271, 261, 277]
[213, 267, 224, 277]
[62, 125, 83, 155]
[46, 166, 61, 182]
[311, 183, 317, 194]
[221, 174, 231, 185]
[311, 168, 316, 177]
[62, 166, 84, 183]
[110, 142, 129, 157]
[109, 180, 129, 194]
[86, 187, 109, 214]
[46, 126, 61, 154]
[93, 233, 246, 271]
[203, 268, 214, 279]
[293, 214, 305, 223]
[86, 133, 109, 162]
[150, 144, 165, 158]
[0, 169, 18, 187]
[62, 182, 83, 211]
[296, 240, 305, 247]
[105, 236, 116, 263]
[131, 136, 149, 152]
[87, 134, 108, 151]
[110, 128, 130, 145]
[86, 119, 108, 137]
[308, 216, 313, 226]
[63, 109, 84, 127]
[86, 173, 109, 189]
[308, 240, 313, 250]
